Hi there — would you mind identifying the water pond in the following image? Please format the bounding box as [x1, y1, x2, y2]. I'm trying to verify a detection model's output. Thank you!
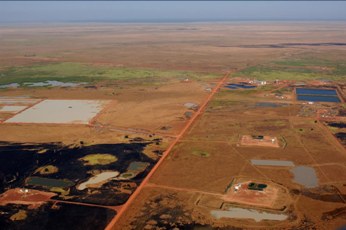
[226, 83, 256, 89]
[297, 95, 340, 103]
[251, 159, 295, 167]
[290, 166, 318, 188]
[296, 88, 337, 96]
[296, 88, 340, 102]
[211, 207, 287, 222]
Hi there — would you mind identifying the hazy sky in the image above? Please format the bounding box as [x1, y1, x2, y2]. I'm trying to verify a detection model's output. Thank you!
[1, 1, 346, 23]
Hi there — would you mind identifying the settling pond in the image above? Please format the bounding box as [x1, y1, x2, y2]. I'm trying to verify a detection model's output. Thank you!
[225, 83, 256, 89]
[296, 88, 340, 103]
[290, 166, 318, 188]
[251, 159, 295, 167]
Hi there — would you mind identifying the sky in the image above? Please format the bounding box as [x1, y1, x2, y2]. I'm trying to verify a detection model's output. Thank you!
[0, 1, 346, 23]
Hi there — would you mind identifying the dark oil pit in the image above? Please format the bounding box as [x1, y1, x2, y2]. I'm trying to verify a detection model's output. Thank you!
[0, 202, 115, 230]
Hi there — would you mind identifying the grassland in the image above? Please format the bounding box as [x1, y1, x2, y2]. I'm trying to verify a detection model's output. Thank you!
[79, 154, 118, 166]
[234, 58, 346, 81]
[0, 62, 217, 86]
[34, 165, 59, 175]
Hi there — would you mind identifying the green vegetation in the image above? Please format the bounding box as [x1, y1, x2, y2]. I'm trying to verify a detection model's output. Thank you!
[273, 59, 334, 67]
[26, 177, 74, 189]
[34, 165, 59, 175]
[50, 187, 70, 196]
[192, 150, 210, 157]
[209, 100, 240, 108]
[79, 154, 118, 166]
[120, 173, 135, 179]
[0, 62, 218, 86]
[234, 58, 346, 81]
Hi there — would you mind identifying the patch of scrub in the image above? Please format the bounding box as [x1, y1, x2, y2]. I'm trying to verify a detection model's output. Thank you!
[290, 166, 318, 188]
[255, 102, 287, 108]
[192, 150, 210, 157]
[79, 154, 117, 166]
[0, 105, 27, 113]
[50, 187, 70, 196]
[10, 210, 27, 221]
[117, 161, 149, 180]
[127, 161, 150, 171]
[251, 159, 295, 167]
[211, 207, 287, 222]
[184, 102, 199, 110]
[5, 99, 109, 124]
[23, 80, 86, 87]
[34, 165, 59, 175]
[26, 177, 74, 189]
[77, 171, 119, 190]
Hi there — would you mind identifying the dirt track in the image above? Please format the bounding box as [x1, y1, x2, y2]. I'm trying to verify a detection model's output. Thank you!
[105, 72, 230, 230]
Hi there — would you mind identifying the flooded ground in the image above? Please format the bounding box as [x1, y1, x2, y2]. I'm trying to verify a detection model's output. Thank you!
[117, 161, 150, 180]
[5, 100, 109, 124]
[211, 207, 288, 222]
[0, 83, 19, 89]
[290, 166, 318, 188]
[251, 159, 295, 167]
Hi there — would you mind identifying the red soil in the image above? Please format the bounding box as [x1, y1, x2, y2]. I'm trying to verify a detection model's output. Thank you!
[0, 188, 56, 209]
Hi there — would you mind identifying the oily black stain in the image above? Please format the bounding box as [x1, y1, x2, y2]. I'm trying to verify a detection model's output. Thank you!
[0, 140, 158, 206]
[0, 202, 115, 230]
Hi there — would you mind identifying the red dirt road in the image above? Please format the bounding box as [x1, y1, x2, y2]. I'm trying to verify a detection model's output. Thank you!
[105, 72, 230, 230]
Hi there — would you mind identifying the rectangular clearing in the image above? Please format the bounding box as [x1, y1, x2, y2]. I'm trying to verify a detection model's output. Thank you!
[5, 100, 109, 124]
[0, 106, 27, 113]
